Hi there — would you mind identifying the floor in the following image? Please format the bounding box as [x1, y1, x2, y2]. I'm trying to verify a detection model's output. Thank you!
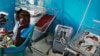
[25, 33, 62, 56]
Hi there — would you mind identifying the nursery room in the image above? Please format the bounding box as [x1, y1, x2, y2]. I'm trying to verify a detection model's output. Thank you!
[0, 0, 100, 56]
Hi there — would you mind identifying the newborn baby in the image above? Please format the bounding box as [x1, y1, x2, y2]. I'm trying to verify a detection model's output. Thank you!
[0, 28, 7, 41]
[78, 32, 99, 54]
[0, 28, 13, 48]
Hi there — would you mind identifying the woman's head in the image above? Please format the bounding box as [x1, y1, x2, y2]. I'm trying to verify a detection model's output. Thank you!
[16, 9, 30, 25]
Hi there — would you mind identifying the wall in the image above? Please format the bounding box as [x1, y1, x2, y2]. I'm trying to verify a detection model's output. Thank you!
[84, 0, 99, 28]
[0, 0, 15, 30]
[44, 0, 100, 36]
[62, 0, 89, 34]
[0, 0, 99, 37]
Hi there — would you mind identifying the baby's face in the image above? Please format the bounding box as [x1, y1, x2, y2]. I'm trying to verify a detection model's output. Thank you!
[0, 28, 6, 36]
[92, 37, 98, 42]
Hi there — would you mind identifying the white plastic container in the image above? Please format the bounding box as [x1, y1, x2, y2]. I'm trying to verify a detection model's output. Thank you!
[32, 14, 56, 41]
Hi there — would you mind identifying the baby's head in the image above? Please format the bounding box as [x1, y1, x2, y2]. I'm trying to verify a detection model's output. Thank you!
[0, 28, 7, 36]
[84, 31, 89, 35]
[0, 28, 7, 41]
[86, 36, 98, 42]
[91, 36, 98, 42]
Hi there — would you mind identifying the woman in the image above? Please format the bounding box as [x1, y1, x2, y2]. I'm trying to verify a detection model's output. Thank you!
[8, 9, 31, 47]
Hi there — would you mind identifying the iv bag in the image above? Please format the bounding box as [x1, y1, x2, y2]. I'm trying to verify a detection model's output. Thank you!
[38, 0, 43, 7]
[29, 0, 34, 5]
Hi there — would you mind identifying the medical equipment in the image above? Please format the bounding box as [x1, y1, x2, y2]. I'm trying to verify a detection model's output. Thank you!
[52, 24, 73, 53]
[28, 0, 35, 5]
[62, 46, 83, 56]
[38, 0, 43, 7]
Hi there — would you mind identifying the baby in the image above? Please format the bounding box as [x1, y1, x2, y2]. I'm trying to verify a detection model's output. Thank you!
[78, 32, 99, 54]
[0, 28, 13, 48]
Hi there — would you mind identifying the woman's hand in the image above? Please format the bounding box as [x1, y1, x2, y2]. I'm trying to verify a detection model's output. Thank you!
[18, 25, 24, 31]
[18, 24, 29, 31]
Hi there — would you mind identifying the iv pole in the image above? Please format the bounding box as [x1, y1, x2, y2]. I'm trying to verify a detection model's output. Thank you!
[76, 0, 92, 35]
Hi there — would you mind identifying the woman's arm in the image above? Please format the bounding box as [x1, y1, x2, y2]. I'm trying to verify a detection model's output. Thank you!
[7, 30, 13, 35]
[13, 25, 28, 47]
[7, 30, 13, 33]
[13, 27, 23, 47]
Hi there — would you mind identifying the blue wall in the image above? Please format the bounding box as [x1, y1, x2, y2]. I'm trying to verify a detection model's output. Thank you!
[84, 0, 99, 27]
[0, 0, 15, 30]
[62, 0, 89, 34]
[44, 0, 100, 36]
